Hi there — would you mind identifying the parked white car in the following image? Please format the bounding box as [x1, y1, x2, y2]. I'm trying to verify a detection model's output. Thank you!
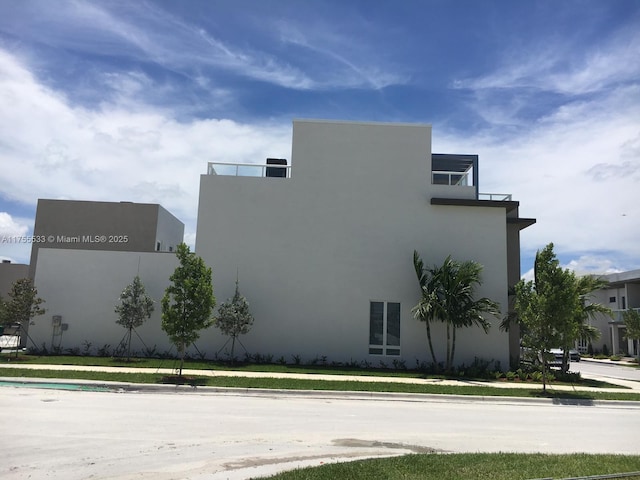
[521, 347, 565, 368]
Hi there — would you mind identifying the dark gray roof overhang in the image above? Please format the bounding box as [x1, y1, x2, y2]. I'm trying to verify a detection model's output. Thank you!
[431, 197, 536, 230]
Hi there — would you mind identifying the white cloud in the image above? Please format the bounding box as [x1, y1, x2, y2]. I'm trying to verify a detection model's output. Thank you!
[434, 85, 640, 276]
[563, 255, 623, 276]
[275, 21, 406, 90]
[0, 1, 404, 92]
[0, 49, 292, 257]
[517, 254, 627, 283]
[0, 212, 29, 237]
[0, 212, 32, 264]
[454, 24, 640, 96]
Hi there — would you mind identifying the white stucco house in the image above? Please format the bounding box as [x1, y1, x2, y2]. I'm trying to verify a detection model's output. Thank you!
[27, 201, 184, 355]
[588, 269, 640, 356]
[196, 119, 535, 367]
[26, 119, 534, 367]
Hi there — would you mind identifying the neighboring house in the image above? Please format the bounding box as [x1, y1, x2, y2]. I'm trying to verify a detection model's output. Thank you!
[0, 260, 29, 298]
[27, 200, 184, 354]
[196, 119, 535, 367]
[0, 260, 29, 348]
[29, 199, 184, 279]
[588, 269, 640, 356]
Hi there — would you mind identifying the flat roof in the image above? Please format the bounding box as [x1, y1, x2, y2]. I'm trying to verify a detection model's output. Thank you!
[600, 269, 640, 285]
[293, 118, 432, 128]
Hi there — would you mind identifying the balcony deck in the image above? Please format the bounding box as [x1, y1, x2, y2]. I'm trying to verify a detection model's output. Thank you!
[207, 161, 291, 178]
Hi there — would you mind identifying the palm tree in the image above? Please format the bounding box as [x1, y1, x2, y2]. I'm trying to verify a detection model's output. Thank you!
[412, 251, 439, 366]
[413, 252, 500, 371]
[437, 257, 500, 371]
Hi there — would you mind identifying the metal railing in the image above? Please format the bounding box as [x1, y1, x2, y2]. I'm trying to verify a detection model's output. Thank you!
[207, 162, 291, 178]
[478, 193, 513, 201]
[432, 171, 470, 186]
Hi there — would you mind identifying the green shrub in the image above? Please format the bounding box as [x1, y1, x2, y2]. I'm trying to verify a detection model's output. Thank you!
[530, 371, 543, 382]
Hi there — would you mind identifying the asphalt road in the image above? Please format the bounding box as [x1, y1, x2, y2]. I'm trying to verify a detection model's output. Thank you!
[2, 386, 639, 480]
[576, 359, 640, 383]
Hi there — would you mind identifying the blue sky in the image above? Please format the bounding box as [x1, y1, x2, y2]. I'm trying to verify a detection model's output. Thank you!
[0, 0, 638, 277]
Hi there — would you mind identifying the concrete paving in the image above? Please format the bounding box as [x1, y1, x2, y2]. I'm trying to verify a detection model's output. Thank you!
[1, 358, 639, 479]
[2, 381, 640, 480]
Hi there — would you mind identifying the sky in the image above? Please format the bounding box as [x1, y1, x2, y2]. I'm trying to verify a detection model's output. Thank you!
[0, 0, 638, 278]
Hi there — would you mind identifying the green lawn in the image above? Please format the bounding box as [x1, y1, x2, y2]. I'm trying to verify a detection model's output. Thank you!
[2, 367, 640, 401]
[258, 453, 640, 480]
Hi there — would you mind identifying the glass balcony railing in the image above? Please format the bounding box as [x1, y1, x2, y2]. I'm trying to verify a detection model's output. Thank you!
[207, 161, 291, 178]
[478, 193, 513, 201]
[432, 171, 469, 186]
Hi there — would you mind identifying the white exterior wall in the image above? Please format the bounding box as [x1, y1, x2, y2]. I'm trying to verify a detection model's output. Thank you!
[30, 249, 178, 355]
[196, 120, 511, 366]
[155, 205, 185, 252]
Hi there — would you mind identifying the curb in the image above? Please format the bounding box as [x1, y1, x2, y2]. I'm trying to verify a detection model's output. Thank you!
[581, 357, 638, 367]
[3, 376, 640, 408]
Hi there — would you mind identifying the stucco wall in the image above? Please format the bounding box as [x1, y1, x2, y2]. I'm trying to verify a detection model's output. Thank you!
[29, 200, 184, 277]
[0, 262, 29, 298]
[196, 120, 511, 366]
[155, 205, 185, 252]
[30, 249, 179, 355]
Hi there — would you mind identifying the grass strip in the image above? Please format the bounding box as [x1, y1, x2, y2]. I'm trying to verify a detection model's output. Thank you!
[2, 368, 640, 401]
[259, 453, 640, 480]
[0, 354, 624, 389]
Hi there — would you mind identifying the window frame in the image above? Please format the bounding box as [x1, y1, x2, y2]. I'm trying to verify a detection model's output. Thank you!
[369, 301, 401, 356]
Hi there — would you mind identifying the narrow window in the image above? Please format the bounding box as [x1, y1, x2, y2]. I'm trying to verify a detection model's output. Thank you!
[369, 301, 401, 356]
[622, 296, 626, 310]
[369, 302, 384, 355]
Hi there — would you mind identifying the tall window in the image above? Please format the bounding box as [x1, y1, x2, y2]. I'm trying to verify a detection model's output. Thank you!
[369, 301, 400, 356]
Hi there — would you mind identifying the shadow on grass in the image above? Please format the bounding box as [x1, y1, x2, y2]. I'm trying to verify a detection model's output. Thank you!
[527, 389, 596, 405]
[159, 375, 208, 386]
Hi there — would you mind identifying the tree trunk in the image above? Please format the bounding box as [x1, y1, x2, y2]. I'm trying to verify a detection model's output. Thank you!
[450, 327, 457, 370]
[542, 360, 547, 392]
[179, 342, 185, 377]
[561, 350, 569, 375]
[426, 322, 437, 366]
[445, 323, 451, 372]
[230, 336, 236, 365]
[127, 327, 132, 362]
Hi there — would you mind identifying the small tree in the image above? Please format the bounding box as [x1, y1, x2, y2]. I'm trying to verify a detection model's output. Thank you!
[0, 295, 7, 326]
[161, 243, 216, 376]
[557, 274, 609, 373]
[4, 278, 45, 356]
[623, 309, 640, 363]
[215, 280, 254, 362]
[115, 275, 154, 362]
[514, 244, 577, 390]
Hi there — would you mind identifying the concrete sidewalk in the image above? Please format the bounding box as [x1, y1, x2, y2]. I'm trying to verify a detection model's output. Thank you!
[1, 362, 639, 394]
